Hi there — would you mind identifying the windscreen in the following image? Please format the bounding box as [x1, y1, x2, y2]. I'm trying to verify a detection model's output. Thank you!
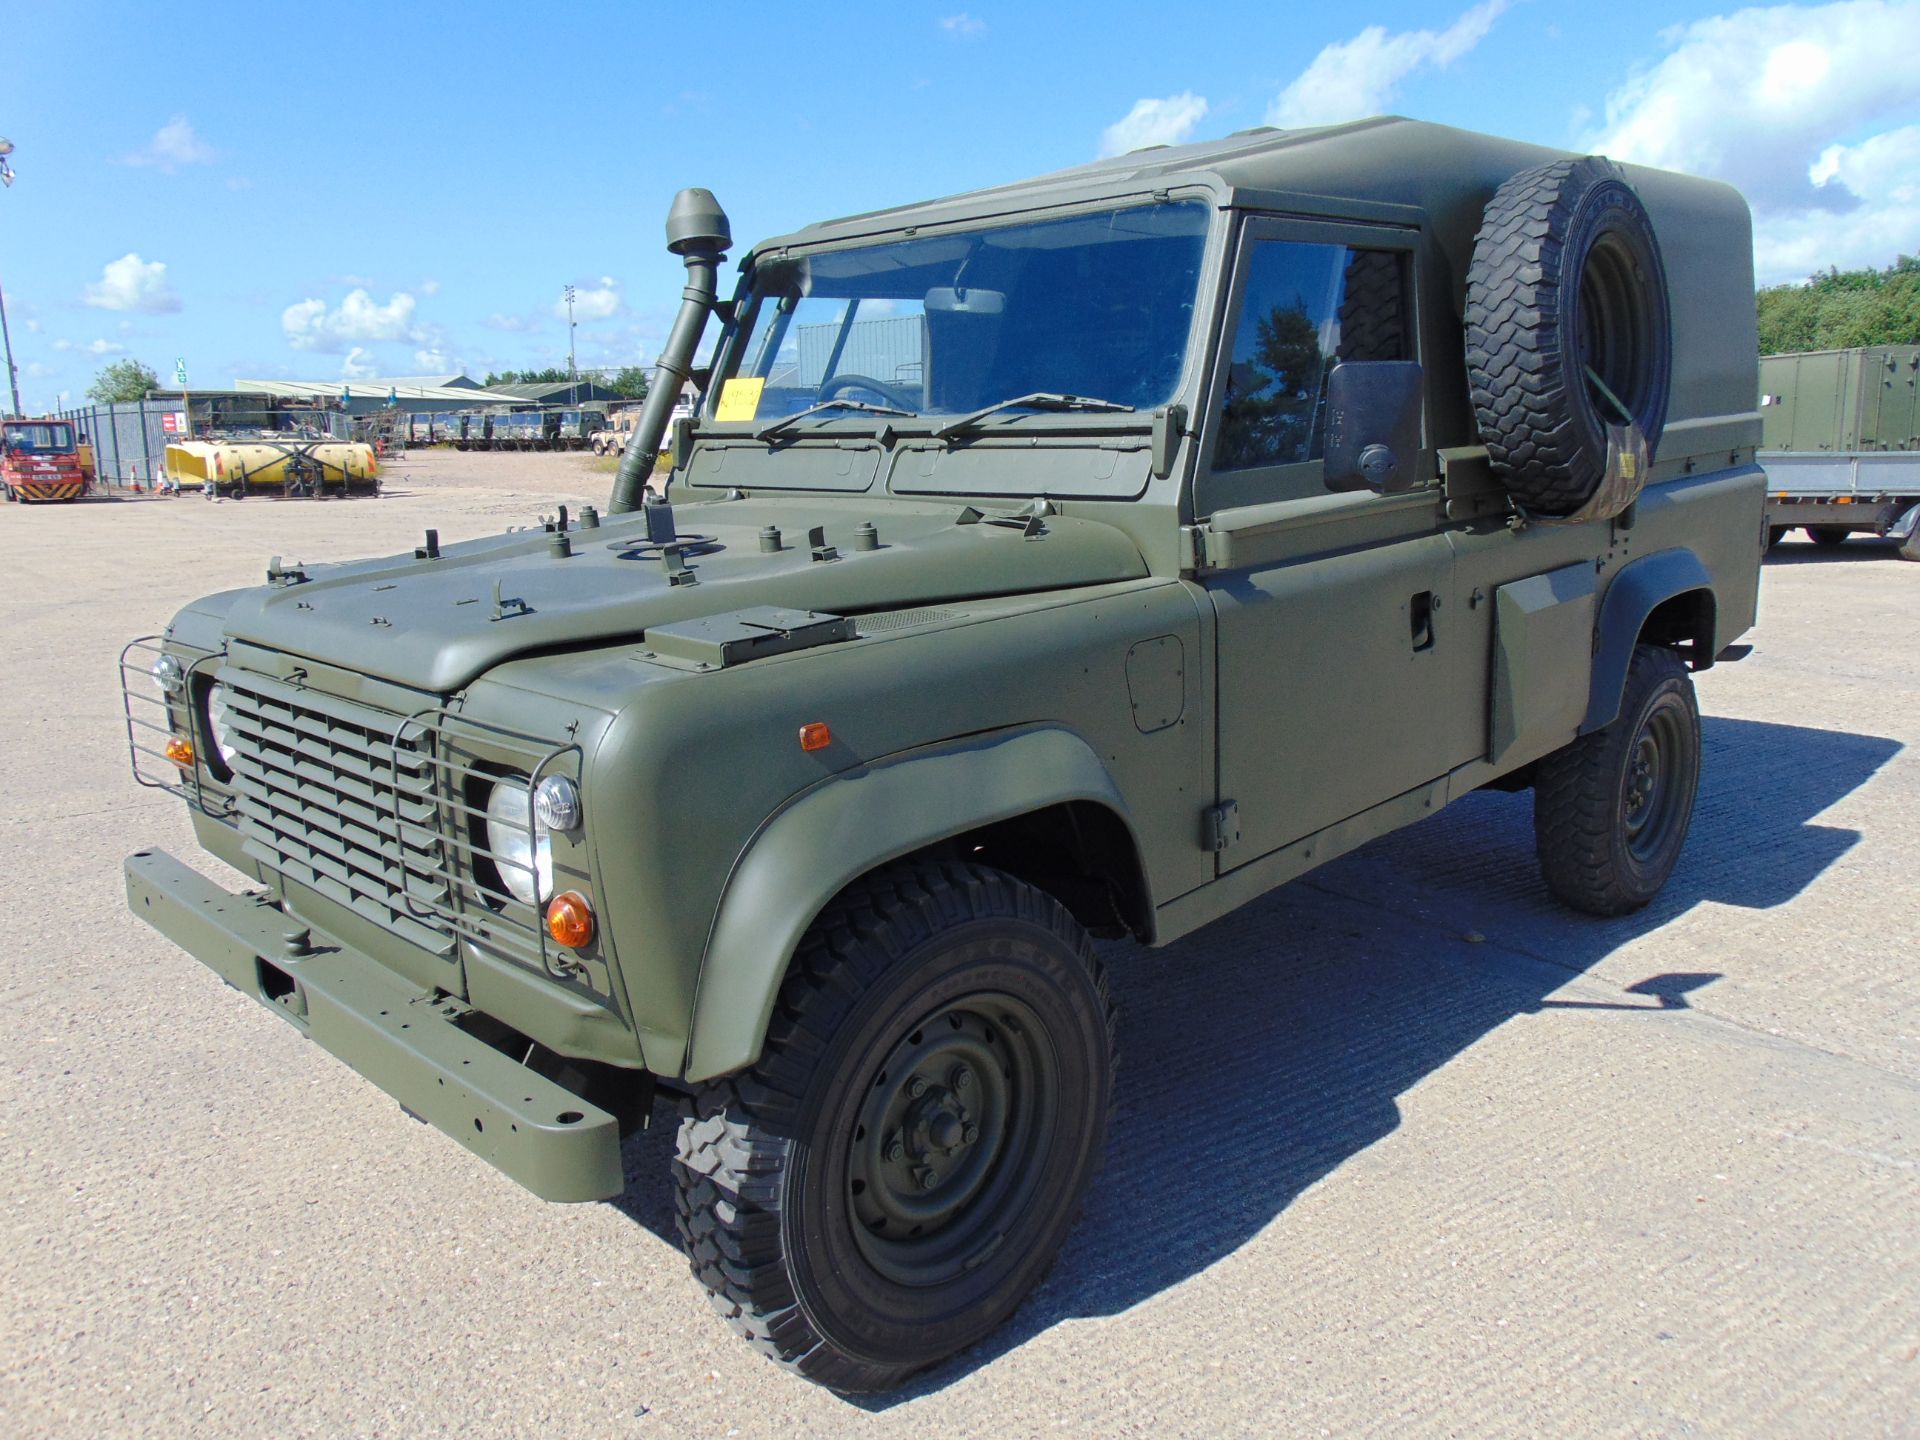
[716, 200, 1209, 425]
[4, 422, 76, 453]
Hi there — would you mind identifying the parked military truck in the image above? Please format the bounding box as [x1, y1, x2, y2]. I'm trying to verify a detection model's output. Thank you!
[1758, 345, 1920, 558]
[556, 407, 607, 451]
[120, 118, 1764, 1392]
[451, 411, 493, 451]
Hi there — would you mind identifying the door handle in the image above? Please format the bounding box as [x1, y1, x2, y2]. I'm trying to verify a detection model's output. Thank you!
[1410, 590, 1437, 652]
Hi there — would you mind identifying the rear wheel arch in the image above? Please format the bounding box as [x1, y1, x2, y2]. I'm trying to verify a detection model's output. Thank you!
[684, 726, 1150, 1083]
[1582, 548, 1717, 735]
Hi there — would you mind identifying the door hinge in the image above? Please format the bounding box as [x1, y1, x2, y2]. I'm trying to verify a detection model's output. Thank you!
[1203, 800, 1240, 853]
[1181, 523, 1213, 574]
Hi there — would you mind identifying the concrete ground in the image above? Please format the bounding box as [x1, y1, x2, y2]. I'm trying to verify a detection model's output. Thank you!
[1, 451, 1914, 1438]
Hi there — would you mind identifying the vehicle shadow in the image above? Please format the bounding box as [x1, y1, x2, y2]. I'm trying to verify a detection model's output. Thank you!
[607, 715, 1899, 1404]
[1766, 537, 1908, 563]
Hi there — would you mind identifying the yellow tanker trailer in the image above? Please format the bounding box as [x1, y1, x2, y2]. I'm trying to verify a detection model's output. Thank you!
[164, 438, 379, 499]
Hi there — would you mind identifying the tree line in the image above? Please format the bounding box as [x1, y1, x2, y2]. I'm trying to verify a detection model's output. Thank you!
[1757, 256, 1920, 355]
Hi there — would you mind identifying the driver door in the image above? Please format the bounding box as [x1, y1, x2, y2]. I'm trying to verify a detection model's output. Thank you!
[1197, 216, 1474, 870]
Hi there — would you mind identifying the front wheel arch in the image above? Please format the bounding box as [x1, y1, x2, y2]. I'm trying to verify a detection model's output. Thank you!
[684, 726, 1148, 1084]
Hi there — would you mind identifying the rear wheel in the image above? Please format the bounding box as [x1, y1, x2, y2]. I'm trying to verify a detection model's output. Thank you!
[674, 860, 1116, 1392]
[1808, 528, 1849, 547]
[1900, 518, 1920, 562]
[1534, 644, 1700, 916]
[1765, 525, 1787, 549]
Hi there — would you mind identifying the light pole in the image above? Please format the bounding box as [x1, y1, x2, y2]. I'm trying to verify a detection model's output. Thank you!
[564, 284, 578, 405]
[0, 137, 21, 417]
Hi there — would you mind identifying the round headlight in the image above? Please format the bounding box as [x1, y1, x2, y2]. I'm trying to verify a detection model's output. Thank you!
[484, 778, 553, 906]
[150, 653, 186, 694]
[533, 775, 581, 832]
[204, 683, 238, 772]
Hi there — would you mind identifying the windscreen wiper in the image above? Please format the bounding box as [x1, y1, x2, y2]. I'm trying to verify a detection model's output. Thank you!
[754, 398, 916, 441]
[931, 392, 1134, 439]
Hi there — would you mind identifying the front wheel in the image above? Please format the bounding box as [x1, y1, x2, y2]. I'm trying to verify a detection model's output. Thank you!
[1533, 644, 1700, 916]
[674, 860, 1116, 1392]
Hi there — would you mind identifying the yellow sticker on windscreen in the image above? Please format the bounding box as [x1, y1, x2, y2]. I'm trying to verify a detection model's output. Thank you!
[716, 377, 765, 422]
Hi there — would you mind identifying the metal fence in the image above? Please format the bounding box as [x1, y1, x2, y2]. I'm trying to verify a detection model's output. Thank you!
[55, 400, 174, 488]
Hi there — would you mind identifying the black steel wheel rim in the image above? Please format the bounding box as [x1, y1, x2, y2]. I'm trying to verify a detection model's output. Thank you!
[1578, 228, 1656, 430]
[1623, 699, 1689, 863]
[846, 992, 1058, 1288]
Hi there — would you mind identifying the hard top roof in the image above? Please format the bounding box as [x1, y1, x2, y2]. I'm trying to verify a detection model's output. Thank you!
[752, 117, 1738, 270]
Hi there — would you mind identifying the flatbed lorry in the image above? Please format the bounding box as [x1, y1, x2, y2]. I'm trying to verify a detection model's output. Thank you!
[1759, 345, 1920, 557]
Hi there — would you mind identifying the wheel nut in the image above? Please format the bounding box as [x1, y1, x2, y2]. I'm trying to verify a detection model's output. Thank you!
[917, 1167, 939, 1192]
[952, 1066, 972, 1091]
[885, 1138, 905, 1163]
[907, 1076, 928, 1098]
[963, 1123, 979, 1146]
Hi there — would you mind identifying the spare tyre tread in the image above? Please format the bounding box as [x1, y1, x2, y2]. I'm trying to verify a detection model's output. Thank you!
[1466, 156, 1671, 517]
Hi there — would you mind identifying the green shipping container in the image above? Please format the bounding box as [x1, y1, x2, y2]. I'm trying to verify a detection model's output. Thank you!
[1760, 345, 1920, 452]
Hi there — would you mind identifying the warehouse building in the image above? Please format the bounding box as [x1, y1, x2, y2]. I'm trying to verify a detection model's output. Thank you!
[229, 374, 489, 416]
[483, 379, 628, 406]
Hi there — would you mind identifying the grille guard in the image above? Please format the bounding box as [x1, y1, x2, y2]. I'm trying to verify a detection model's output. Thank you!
[117, 635, 235, 822]
[389, 707, 586, 980]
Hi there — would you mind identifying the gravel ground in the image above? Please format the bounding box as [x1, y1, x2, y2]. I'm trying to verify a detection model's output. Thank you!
[1, 451, 1915, 1437]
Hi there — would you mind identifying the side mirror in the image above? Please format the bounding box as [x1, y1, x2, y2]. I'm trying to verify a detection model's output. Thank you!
[1324, 360, 1424, 494]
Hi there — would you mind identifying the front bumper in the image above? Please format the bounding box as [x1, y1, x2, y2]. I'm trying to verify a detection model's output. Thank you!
[125, 849, 623, 1202]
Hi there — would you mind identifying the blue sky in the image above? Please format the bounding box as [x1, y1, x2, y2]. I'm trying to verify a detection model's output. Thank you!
[6, 1, 1919, 411]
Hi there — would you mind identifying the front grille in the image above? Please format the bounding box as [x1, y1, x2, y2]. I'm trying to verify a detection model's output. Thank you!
[221, 673, 455, 956]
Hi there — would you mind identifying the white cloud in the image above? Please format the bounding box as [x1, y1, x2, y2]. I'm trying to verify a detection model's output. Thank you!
[482, 311, 540, 333]
[1100, 92, 1211, 158]
[1586, 1, 1920, 282]
[123, 116, 215, 172]
[940, 13, 985, 37]
[1756, 124, 1920, 279]
[340, 348, 378, 381]
[420, 278, 442, 296]
[415, 346, 453, 371]
[556, 278, 622, 321]
[1268, 1, 1510, 128]
[51, 338, 125, 356]
[282, 289, 420, 352]
[82, 254, 181, 314]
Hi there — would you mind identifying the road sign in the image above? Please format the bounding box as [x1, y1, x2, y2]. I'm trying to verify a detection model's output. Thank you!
[160, 411, 188, 434]
[173, 358, 188, 387]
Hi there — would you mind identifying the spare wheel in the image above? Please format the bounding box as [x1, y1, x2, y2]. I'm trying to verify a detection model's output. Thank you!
[1465, 155, 1672, 516]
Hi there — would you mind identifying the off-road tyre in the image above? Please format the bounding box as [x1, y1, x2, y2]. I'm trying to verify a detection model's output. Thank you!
[673, 859, 1117, 1393]
[1465, 156, 1672, 516]
[1808, 527, 1849, 547]
[1899, 519, 1920, 562]
[1534, 643, 1700, 916]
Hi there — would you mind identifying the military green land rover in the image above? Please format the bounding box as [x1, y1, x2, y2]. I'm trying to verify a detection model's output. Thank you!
[122, 118, 1765, 1391]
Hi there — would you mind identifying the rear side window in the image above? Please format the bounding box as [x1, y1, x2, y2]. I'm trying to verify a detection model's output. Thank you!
[1213, 243, 1408, 473]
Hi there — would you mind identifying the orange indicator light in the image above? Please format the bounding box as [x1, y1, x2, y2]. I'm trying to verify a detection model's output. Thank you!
[798, 721, 832, 752]
[164, 736, 195, 768]
[546, 891, 596, 949]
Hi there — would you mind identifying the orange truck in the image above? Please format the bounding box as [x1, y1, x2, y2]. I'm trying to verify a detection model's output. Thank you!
[3, 416, 89, 502]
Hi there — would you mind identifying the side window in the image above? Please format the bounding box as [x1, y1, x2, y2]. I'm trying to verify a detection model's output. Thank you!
[1212, 241, 1409, 474]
